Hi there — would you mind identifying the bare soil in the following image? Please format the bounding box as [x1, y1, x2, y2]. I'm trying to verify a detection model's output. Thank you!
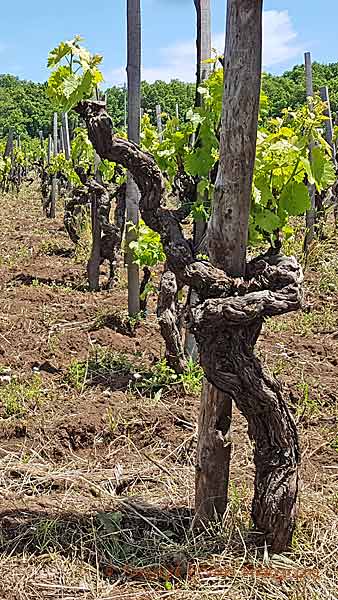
[0, 184, 338, 599]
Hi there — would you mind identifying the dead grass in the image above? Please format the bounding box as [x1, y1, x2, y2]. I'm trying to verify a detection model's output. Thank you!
[1, 438, 338, 600]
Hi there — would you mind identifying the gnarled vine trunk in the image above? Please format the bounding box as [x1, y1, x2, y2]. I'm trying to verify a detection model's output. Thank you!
[64, 176, 126, 289]
[75, 88, 302, 552]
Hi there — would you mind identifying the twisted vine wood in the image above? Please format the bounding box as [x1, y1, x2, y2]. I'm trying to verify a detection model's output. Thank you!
[75, 100, 303, 553]
[64, 168, 126, 289]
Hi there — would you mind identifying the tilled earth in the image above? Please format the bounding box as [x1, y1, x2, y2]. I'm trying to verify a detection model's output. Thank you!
[0, 185, 338, 599]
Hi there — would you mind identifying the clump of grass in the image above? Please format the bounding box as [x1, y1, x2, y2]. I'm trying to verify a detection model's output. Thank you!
[66, 346, 134, 391]
[66, 348, 203, 398]
[1, 375, 45, 418]
[38, 240, 65, 256]
[264, 316, 290, 334]
[135, 358, 203, 397]
[330, 435, 338, 453]
[2, 244, 31, 268]
[294, 379, 323, 419]
[306, 237, 338, 293]
[135, 359, 178, 395]
[319, 266, 338, 293]
[265, 305, 337, 336]
[293, 306, 337, 335]
[74, 212, 92, 264]
[283, 223, 305, 261]
[94, 308, 144, 336]
[179, 358, 204, 395]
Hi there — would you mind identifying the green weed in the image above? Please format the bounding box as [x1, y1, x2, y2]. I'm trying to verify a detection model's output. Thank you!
[135, 359, 178, 395]
[330, 436, 338, 453]
[135, 358, 204, 397]
[38, 240, 65, 256]
[34, 519, 59, 552]
[306, 237, 338, 293]
[1, 375, 45, 418]
[265, 305, 337, 336]
[180, 358, 204, 395]
[66, 346, 134, 391]
[74, 212, 92, 264]
[67, 348, 204, 398]
[94, 309, 144, 335]
[1, 244, 31, 268]
[295, 380, 322, 418]
[293, 306, 337, 335]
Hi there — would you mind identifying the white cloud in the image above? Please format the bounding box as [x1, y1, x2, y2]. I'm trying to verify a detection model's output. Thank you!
[104, 10, 301, 85]
[263, 10, 301, 67]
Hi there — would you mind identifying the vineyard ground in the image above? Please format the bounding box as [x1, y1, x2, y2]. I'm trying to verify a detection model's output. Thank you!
[0, 184, 338, 599]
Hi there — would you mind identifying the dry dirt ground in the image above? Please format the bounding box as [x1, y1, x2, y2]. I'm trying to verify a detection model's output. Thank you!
[0, 184, 338, 599]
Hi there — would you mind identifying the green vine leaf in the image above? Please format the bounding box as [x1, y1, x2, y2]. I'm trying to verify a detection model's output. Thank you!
[47, 37, 103, 111]
[255, 209, 281, 233]
[280, 181, 311, 216]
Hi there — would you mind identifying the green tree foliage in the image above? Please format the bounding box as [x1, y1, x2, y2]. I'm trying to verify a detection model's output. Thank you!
[106, 80, 196, 129]
[3, 58, 338, 139]
[106, 85, 127, 128]
[141, 79, 195, 122]
[0, 74, 53, 138]
[263, 62, 338, 118]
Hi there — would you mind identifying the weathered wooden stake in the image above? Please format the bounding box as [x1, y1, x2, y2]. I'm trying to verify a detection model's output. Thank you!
[126, 0, 141, 315]
[4, 129, 14, 159]
[194, 0, 212, 106]
[61, 112, 71, 161]
[185, 0, 212, 359]
[156, 104, 163, 142]
[319, 86, 337, 162]
[304, 52, 316, 251]
[124, 83, 127, 131]
[87, 190, 102, 291]
[320, 86, 338, 225]
[47, 135, 53, 165]
[50, 112, 58, 218]
[59, 126, 65, 154]
[196, 0, 263, 524]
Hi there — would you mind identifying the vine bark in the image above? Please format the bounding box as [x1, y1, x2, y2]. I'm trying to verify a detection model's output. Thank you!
[75, 97, 302, 552]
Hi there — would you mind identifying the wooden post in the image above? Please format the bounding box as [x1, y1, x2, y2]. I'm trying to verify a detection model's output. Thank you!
[156, 104, 163, 141]
[124, 83, 127, 131]
[185, 0, 212, 359]
[87, 190, 102, 291]
[195, 0, 263, 524]
[4, 129, 14, 158]
[47, 135, 53, 165]
[61, 112, 71, 161]
[126, 0, 141, 315]
[319, 86, 337, 163]
[320, 86, 338, 226]
[50, 112, 58, 218]
[304, 52, 316, 251]
[59, 126, 65, 154]
[194, 0, 212, 106]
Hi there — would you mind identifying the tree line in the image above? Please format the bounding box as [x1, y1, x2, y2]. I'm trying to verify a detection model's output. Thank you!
[0, 74, 195, 138]
[2, 60, 338, 138]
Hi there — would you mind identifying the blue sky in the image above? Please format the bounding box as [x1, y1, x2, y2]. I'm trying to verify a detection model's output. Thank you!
[1, 1, 338, 85]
